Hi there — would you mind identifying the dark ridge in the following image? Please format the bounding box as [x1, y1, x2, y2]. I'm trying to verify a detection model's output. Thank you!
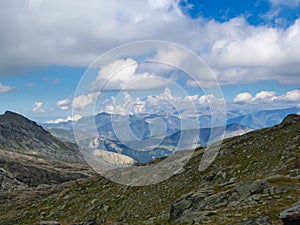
[279, 114, 300, 127]
[0, 111, 83, 163]
[2, 110, 47, 129]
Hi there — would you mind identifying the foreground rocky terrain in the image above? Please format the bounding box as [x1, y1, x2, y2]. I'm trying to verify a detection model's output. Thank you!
[0, 113, 299, 224]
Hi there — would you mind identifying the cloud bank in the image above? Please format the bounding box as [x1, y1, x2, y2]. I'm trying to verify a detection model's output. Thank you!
[0, 0, 300, 86]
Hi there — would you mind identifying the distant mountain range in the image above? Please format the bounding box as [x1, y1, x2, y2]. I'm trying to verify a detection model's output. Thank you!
[227, 107, 300, 129]
[43, 107, 300, 137]
[47, 123, 251, 163]
[44, 112, 182, 140]
[42, 107, 300, 163]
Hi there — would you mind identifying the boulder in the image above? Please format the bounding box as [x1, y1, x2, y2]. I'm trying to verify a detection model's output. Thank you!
[280, 202, 300, 225]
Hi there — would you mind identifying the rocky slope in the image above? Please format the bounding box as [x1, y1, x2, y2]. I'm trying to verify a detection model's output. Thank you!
[0, 111, 95, 192]
[0, 111, 83, 163]
[0, 149, 93, 191]
[0, 114, 299, 225]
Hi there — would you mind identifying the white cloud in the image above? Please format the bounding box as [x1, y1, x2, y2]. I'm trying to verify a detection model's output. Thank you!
[100, 88, 224, 118]
[254, 91, 277, 102]
[0, 0, 185, 72]
[234, 92, 254, 103]
[233, 89, 300, 109]
[0, 83, 16, 93]
[278, 89, 300, 101]
[91, 58, 170, 91]
[0, 0, 299, 87]
[32, 101, 45, 112]
[56, 97, 71, 110]
[103, 91, 147, 115]
[205, 18, 300, 85]
[45, 114, 82, 124]
[73, 92, 99, 109]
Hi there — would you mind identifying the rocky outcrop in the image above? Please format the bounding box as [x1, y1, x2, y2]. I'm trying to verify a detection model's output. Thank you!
[280, 202, 300, 225]
[170, 180, 270, 224]
[0, 167, 28, 191]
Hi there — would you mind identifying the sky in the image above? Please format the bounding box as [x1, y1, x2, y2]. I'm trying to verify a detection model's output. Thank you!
[0, 0, 300, 123]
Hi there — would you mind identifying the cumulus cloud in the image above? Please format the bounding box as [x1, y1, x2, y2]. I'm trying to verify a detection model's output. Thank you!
[45, 114, 82, 124]
[0, 83, 16, 93]
[99, 87, 224, 118]
[209, 17, 300, 85]
[91, 58, 170, 91]
[32, 101, 45, 112]
[234, 92, 254, 103]
[55, 89, 299, 125]
[73, 92, 99, 109]
[254, 91, 277, 102]
[56, 97, 71, 110]
[233, 89, 300, 107]
[278, 89, 300, 101]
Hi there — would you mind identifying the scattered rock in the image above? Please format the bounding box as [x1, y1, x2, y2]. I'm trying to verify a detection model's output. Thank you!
[170, 199, 192, 219]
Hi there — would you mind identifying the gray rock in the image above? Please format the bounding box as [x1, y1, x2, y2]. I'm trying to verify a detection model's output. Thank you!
[228, 191, 239, 202]
[40, 221, 60, 225]
[236, 180, 266, 197]
[103, 204, 109, 213]
[280, 202, 300, 225]
[170, 199, 192, 219]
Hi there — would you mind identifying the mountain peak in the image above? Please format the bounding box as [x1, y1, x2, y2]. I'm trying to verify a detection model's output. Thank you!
[3, 110, 25, 118]
[3, 110, 26, 118]
[0, 111, 83, 163]
[1, 111, 43, 132]
[2, 110, 34, 122]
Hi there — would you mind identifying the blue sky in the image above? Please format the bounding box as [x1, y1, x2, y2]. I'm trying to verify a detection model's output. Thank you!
[0, 0, 299, 122]
[181, 0, 300, 27]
